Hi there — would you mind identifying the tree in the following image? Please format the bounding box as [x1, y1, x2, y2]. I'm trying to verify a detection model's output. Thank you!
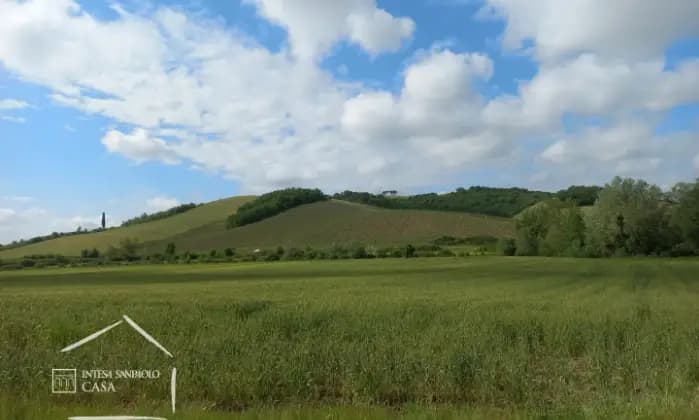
[101, 212, 106, 229]
[555, 185, 602, 206]
[514, 201, 558, 256]
[165, 242, 176, 256]
[584, 177, 671, 257]
[224, 247, 235, 257]
[671, 179, 699, 250]
[496, 238, 516, 256]
[404, 244, 416, 258]
[539, 204, 585, 257]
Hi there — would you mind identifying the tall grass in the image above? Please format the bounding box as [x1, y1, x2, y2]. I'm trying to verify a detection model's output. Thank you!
[1, 258, 698, 418]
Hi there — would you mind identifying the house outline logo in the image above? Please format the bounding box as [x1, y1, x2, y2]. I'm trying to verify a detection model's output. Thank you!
[52, 368, 77, 394]
[55, 314, 177, 420]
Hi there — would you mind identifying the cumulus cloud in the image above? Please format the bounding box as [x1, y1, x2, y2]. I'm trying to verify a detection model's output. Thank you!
[539, 120, 699, 187]
[102, 129, 180, 164]
[0, 0, 696, 200]
[484, 55, 699, 132]
[482, 0, 699, 61]
[146, 196, 180, 212]
[342, 49, 504, 167]
[247, 0, 414, 58]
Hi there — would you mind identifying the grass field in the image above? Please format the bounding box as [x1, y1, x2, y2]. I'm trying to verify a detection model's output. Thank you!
[2, 257, 699, 419]
[145, 200, 514, 254]
[0, 196, 254, 259]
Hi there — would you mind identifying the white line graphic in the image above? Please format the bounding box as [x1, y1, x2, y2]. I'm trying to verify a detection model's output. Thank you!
[60, 320, 124, 353]
[59, 315, 177, 419]
[170, 368, 177, 414]
[122, 315, 173, 358]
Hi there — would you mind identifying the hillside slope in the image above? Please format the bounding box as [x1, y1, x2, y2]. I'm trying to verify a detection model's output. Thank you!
[145, 199, 514, 253]
[0, 196, 254, 258]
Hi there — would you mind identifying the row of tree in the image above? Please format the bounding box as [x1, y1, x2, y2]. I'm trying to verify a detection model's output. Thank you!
[333, 186, 601, 218]
[509, 177, 699, 257]
[121, 203, 199, 227]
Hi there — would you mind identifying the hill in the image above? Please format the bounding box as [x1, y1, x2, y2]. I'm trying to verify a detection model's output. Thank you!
[144, 199, 514, 254]
[0, 196, 254, 259]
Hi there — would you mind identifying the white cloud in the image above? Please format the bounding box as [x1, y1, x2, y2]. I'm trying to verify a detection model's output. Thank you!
[0, 115, 26, 123]
[247, 0, 414, 59]
[0, 97, 30, 123]
[484, 55, 699, 132]
[102, 129, 180, 164]
[0, 208, 16, 224]
[146, 196, 180, 213]
[482, 0, 699, 61]
[539, 120, 699, 187]
[0, 98, 29, 110]
[343, 49, 494, 146]
[0, 0, 696, 205]
[542, 121, 657, 165]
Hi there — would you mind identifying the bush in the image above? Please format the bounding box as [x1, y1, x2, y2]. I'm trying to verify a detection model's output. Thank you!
[670, 242, 696, 257]
[224, 248, 235, 257]
[404, 244, 416, 258]
[496, 238, 516, 256]
[283, 247, 305, 260]
[20, 259, 36, 268]
[350, 243, 368, 259]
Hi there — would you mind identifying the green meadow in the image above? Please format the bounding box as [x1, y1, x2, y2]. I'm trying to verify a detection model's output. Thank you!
[2, 257, 699, 419]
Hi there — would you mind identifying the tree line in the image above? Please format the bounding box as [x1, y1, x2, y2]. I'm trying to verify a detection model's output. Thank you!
[333, 186, 601, 218]
[502, 177, 699, 257]
[121, 203, 199, 227]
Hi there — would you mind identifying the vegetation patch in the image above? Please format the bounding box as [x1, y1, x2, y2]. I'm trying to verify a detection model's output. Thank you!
[2, 258, 699, 418]
[333, 187, 554, 217]
[508, 177, 699, 257]
[227, 188, 327, 227]
[121, 203, 199, 227]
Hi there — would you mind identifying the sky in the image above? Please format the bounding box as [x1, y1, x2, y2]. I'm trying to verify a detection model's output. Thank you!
[0, 0, 698, 244]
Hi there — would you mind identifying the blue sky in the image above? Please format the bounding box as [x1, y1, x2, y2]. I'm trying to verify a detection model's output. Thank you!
[0, 0, 698, 243]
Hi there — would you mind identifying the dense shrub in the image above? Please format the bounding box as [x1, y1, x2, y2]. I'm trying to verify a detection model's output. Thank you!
[496, 238, 516, 256]
[555, 185, 602, 206]
[228, 188, 327, 227]
[106, 238, 143, 261]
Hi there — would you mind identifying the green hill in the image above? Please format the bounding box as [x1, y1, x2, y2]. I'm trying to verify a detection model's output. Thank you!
[0, 196, 254, 259]
[144, 199, 514, 254]
[1, 197, 515, 259]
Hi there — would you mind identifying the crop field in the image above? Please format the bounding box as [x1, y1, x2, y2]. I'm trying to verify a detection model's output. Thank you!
[2, 257, 699, 419]
[145, 200, 514, 254]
